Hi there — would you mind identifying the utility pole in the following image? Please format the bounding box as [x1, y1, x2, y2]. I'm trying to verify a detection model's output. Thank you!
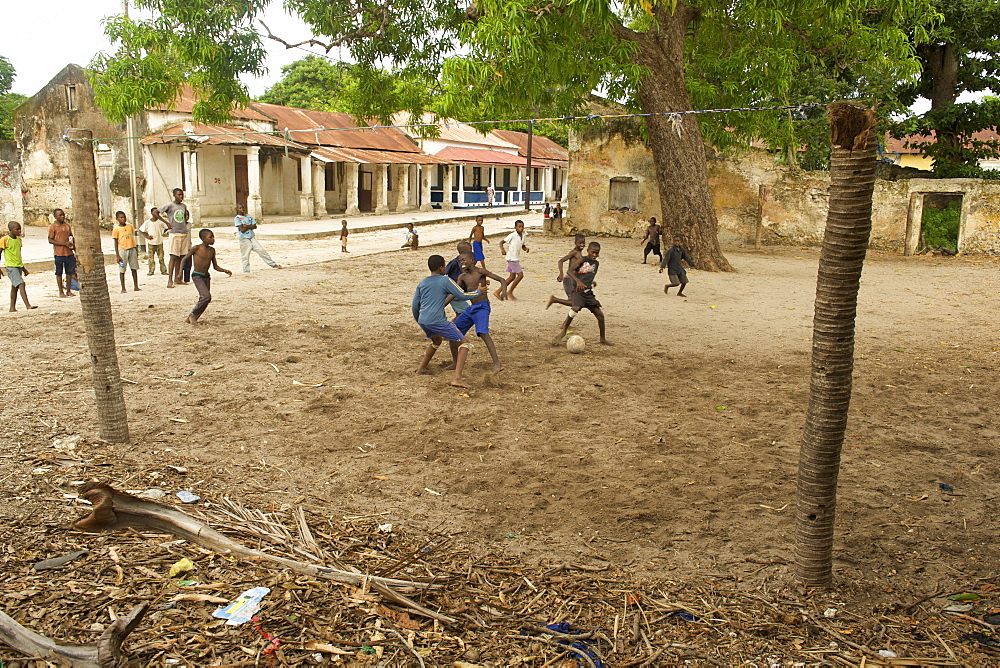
[122, 0, 142, 230]
[524, 121, 534, 212]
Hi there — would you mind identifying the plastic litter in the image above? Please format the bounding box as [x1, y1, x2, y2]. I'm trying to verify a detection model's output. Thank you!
[943, 604, 974, 613]
[823, 608, 838, 618]
[176, 490, 200, 503]
[138, 489, 166, 500]
[878, 650, 898, 658]
[32, 550, 89, 571]
[214, 587, 271, 626]
[939, 483, 954, 492]
[168, 558, 196, 578]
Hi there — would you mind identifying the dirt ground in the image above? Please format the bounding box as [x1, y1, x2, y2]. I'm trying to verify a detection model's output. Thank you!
[2, 232, 999, 666]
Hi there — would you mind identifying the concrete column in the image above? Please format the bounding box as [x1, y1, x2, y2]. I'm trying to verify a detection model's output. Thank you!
[456, 164, 465, 207]
[397, 164, 412, 211]
[419, 165, 433, 211]
[543, 166, 554, 202]
[247, 146, 263, 221]
[904, 192, 923, 256]
[516, 167, 525, 205]
[441, 165, 455, 210]
[300, 155, 314, 217]
[311, 160, 326, 217]
[185, 150, 201, 224]
[374, 163, 389, 214]
[344, 163, 360, 215]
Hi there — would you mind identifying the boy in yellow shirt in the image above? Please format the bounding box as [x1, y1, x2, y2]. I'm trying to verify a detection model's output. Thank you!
[0, 222, 36, 312]
[112, 211, 141, 293]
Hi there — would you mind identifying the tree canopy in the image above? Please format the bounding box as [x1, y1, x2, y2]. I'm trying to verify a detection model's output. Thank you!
[891, 0, 1000, 177]
[0, 55, 26, 141]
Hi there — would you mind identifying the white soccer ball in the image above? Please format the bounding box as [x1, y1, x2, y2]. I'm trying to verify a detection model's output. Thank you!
[566, 334, 585, 354]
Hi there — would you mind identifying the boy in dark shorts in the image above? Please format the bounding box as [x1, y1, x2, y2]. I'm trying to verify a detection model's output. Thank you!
[47, 209, 76, 297]
[468, 215, 490, 269]
[641, 216, 662, 264]
[659, 235, 696, 296]
[181, 229, 232, 324]
[546, 234, 585, 309]
[340, 220, 349, 252]
[553, 242, 612, 346]
[449, 251, 508, 372]
[413, 254, 480, 388]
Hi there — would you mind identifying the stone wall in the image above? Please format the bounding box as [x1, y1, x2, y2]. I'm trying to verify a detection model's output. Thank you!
[0, 140, 21, 224]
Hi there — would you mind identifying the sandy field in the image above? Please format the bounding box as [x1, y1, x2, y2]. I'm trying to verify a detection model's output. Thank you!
[2, 229, 999, 666]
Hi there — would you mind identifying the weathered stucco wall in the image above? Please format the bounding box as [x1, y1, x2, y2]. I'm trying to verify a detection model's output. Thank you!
[0, 141, 21, 223]
[567, 129, 1000, 254]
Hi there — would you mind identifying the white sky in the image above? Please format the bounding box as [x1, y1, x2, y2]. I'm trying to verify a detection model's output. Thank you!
[4, 0, 314, 97]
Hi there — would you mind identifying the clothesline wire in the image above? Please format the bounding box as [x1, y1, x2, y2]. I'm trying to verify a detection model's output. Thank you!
[65, 102, 828, 145]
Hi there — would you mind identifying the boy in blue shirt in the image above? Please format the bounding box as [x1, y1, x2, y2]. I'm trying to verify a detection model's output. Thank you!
[235, 204, 282, 273]
[412, 254, 480, 388]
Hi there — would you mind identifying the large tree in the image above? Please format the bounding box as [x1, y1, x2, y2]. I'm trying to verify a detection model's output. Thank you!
[91, 0, 931, 270]
[892, 0, 1000, 177]
[0, 55, 27, 141]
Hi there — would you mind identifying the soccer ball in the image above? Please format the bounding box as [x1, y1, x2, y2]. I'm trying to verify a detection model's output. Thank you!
[566, 334, 585, 354]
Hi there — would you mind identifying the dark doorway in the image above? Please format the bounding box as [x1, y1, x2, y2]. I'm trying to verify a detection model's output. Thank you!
[920, 193, 963, 251]
[359, 170, 373, 212]
[234, 155, 249, 210]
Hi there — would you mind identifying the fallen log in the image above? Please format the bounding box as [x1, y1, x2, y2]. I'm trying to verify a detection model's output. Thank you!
[0, 602, 148, 667]
[73, 483, 456, 624]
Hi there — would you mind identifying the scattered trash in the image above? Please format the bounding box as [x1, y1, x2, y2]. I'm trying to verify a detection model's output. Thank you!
[214, 587, 271, 626]
[424, 487, 442, 496]
[255, 621, 281, 655]
[948, 592, 982, 602]
[533, 623, 606, 667]
[176, 580, 198, 587]
[176, 490, 200, 503]
[138, 489, 166, 500]
[668, 611, 699, 622]
[878, 649, 898, 658]
[823, 608, 838, 618]
[52, 435, 82, 451]
[944, 603, 974, 613]
[377, 523, 393, 533]
[168, 558, 196, 578]
[170, 593, 229, 604]
[939, 483, 954, 492]
[167, 465, 188, 474]
[32, 550, 89, 571]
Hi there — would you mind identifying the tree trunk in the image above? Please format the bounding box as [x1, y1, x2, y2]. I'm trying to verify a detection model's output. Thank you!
[66, 129, 130, 443]
[920, 43, 962, 156]
[794, 103, 877, 587]
[635, 2, 733, 272]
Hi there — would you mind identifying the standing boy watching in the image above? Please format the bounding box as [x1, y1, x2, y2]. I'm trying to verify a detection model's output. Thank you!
[468, 215, 490, 269]
[340, 220, 349, 253]
[412, 254, 480, 388]
[553, 242, 612, 346]
[0, 222, 36, 312]
[181, 229, 232, 324]
[140, 207, 168, 275]
[112, 211, 140, 293]
[641, 216, 662, 264]
[235, 204, 282, 273]
[659, 235, 696, 296]
[496, 219, 528, 300]
[47, 208, 76, 298]
[158, 188, 190, 288]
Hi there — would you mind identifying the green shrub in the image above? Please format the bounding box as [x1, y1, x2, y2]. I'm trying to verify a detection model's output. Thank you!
[922, 201, 961, 249]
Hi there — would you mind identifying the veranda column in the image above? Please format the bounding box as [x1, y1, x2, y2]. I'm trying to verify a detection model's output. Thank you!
[344, 163, 360, 215]
[419, 165, 433, 211]
[374, 163, 389, 214]
[441, 165, 455, 210]
[456, 164, 465, 207]
[516, 167, 525, 206]
[247, 146, 263, 221]
[185, 149, 201, 224]
[311, 159, 326, 217]
[397, 164, 412, 211]
[300, 154, 314, 217]
[543, 166, 554, 202]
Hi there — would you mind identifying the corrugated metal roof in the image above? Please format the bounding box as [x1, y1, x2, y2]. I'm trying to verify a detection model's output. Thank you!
[140, 123, 309, 150]
[255, 103, 422, 153]
[884, 129, 1000, 155]
[147, 85, 274, 122]
[435, 146, 549, 168]
[492, 130, 569, 164]
[394, 112, 521, 150]
[311, 146, 449, 165]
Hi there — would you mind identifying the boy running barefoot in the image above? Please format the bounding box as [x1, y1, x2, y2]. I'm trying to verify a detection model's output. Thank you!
[641, 216, 662, 264]
[496, 219, 528, 299]
[659, 235, 696, 296]
[412, 254, 480, 388]
[553, 242, 613, 346]
[546, 234, 586, 309]
[449, 251, 508, 373]
[0, 222, 36, 312]
[468, 215, 490, 269]
[181, 229, 232, 325]
[112, 211, 141, 293]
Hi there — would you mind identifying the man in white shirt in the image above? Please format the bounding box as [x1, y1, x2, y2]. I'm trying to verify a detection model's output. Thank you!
[496, 219, 529, 299]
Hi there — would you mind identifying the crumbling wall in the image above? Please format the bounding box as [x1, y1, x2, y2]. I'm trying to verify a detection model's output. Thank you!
[0, 140, 22, 223]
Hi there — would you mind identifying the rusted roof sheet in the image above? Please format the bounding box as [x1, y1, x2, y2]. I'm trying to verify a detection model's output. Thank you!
[147, 86, 274, 122]
[434, 146, 549, 168]
[140, 123, 308, 150]
[394, 112, 522, 150]
[884, 129, 1000, 155]
[492, 130, 569, 164]
[255, 103, 422, 152]
[311, 145, 449, 165]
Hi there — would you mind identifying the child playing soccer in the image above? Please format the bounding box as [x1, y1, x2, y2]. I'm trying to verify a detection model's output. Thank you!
[468, 215, 490, 269]
[112, 211, 140, 293]
[181, 229, 232, 324]
[412, 254, 480, 388]
[340, 220, 349, 253]
[641, 217, 662, 264]
[0, 222, 36, 312]
[659, 235, 696, 296]
[449, 251, 508, 372]
[496, 219, 528, 299]
[553, 242, 612, 346]
[546, 234, 586, 309]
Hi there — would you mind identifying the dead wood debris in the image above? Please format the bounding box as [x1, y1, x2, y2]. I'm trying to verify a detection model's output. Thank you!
[1, 473, 998, 666]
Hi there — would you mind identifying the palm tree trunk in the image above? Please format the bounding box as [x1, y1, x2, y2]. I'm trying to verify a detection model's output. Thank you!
[795, 103, 876, 587]
[66, 129, 130, 443]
